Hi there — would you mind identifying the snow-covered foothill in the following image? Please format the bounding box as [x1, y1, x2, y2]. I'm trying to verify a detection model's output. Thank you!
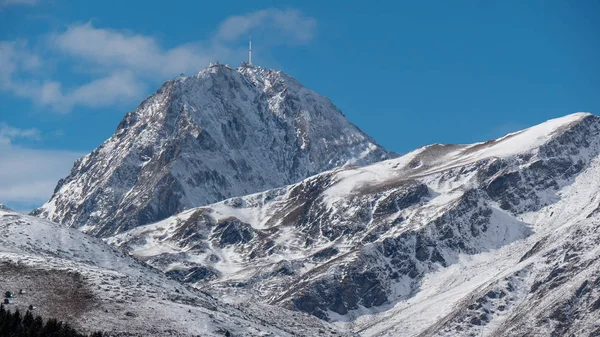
[0, 208, 349, 336]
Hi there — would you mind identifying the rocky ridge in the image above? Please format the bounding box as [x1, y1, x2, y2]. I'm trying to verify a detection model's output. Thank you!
[35, 64, 393, 237]
[108, 113, 600, 336]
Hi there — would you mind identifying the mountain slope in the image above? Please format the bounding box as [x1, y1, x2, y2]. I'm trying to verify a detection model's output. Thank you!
[0, 208, 348, 336]
[35, 63, 393, 237]
[108, 112, 600, 335]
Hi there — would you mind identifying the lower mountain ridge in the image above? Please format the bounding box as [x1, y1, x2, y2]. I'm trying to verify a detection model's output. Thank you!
[107, 112, 600, 336]
[0, 208, 347, 336]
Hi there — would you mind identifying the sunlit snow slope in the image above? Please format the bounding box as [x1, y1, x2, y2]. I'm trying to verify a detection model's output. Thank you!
[0, 209, 348, 336]
[110, 113, 600, 336]
[35, 63, 393, 237]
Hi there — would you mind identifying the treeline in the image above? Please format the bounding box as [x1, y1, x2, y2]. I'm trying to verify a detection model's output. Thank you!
[0, 304, 104, 337]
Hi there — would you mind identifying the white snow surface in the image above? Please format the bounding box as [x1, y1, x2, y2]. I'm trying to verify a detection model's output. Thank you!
[35, 63, 393, 237]
[109, 112, 600, 336]
[324, 112, 591, 206]
[0, 209, 349, 336]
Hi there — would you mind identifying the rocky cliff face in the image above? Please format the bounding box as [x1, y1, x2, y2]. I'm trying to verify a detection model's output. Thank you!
[34, 64, 393, 236]
[108, 113, 600, 335]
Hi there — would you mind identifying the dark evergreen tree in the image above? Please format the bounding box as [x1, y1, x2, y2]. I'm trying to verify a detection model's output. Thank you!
[11, 309, 22, 332]
[31, 315, 44, 337]
[22, 311, 33, 328]
[0, 307, 103, 337]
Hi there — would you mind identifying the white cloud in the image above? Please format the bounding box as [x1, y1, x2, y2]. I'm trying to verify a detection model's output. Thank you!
[0, 124, 82, 210]
[37, 71, 146, 112]
[1, 8, 317, 113]
[1, 46, 144, 114]
[0, 123, 41, 146]
[51, 23, 215, 78]
[1, 41, 146, 113]
[0, 147, 82, 207]
[215, 8, 317, 44]
[0, 40, 41, 87]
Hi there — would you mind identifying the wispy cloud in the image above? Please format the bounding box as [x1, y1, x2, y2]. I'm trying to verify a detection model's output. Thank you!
[1, 41, 146, 113]
[37, 71, 146, 112]
[215, 8, 317, 44]
[0, 40, 41, 87]
[50, 23, 215, 77]
[0, 8, 317, 113]
[0, 147, 82, 209]
[0, 124, 82, 211]
[0, 123, 41, 145]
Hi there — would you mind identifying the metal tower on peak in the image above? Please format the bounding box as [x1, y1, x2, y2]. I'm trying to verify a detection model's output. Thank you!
[248, 37, 252, 65]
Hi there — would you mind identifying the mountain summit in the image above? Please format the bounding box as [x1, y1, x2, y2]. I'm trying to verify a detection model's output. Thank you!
[35, 64, 394, 236]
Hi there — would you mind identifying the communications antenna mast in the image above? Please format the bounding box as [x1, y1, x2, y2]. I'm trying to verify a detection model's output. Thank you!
[248, 37, 252, 65]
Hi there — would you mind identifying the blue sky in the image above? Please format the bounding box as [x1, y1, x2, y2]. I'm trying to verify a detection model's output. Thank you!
[1, 0, 599, 212]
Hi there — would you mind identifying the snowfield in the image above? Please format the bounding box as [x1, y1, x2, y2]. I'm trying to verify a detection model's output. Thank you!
[109, 112, 600, 336]
[0, 209, 348, 336]
[13, 59, 600, 336]
[35, 63, 393, 237]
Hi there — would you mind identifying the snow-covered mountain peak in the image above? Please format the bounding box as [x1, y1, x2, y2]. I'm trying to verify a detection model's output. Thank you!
[238, 65, 299, 87]
[193, 62, 288, 82]
[36, 63, 394, 236]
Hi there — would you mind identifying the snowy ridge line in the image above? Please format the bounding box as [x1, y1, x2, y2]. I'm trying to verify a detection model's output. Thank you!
[106, 112, 600, 336]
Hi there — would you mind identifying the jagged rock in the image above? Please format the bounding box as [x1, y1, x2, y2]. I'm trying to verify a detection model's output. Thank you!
[35, 65, 394, 237]
[212, 217, 255, 247]
[108, 113, 600, 335]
